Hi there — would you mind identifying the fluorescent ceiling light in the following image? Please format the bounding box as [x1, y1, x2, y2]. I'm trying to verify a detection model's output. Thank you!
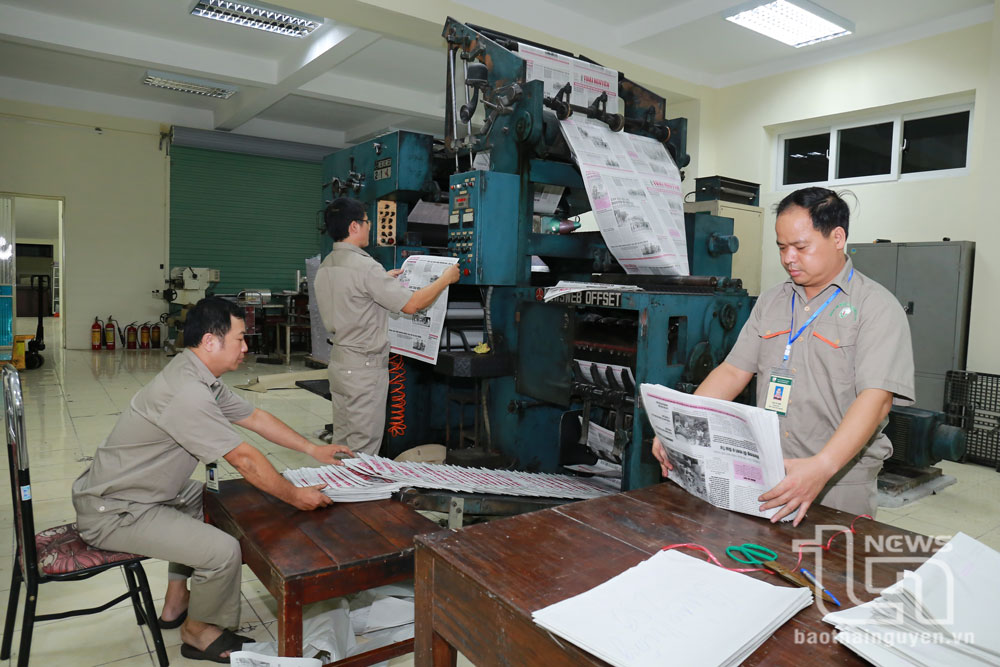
[724, 0, 854, 48]
[143, 70, 238, 99]
[190, 0, 321, 38]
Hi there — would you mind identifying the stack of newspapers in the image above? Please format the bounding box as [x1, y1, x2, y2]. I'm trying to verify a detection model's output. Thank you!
[532, 549, 812, 666]
[823, 532, 1000, 665]
[283, 463, 406, 503]
[283, 454, 612, 503]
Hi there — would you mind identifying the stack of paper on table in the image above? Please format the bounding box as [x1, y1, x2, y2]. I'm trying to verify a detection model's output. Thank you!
[532, 550, 812, 667]
[283, 464, 405, 502]
[823, 532, 1000, 666]
[284, 454, 612, 503]
[342, 453, 610, 499]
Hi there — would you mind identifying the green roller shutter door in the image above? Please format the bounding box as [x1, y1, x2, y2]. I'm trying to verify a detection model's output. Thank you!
[170, 146, 323, 294]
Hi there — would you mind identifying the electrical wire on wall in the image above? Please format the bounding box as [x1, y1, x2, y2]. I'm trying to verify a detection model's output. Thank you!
[387, 353, 407, 437]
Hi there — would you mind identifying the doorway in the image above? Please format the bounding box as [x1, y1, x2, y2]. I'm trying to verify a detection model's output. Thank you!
[7, 195, 65, 350]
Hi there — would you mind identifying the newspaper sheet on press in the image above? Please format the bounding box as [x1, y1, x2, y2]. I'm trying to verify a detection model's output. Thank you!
[559, 117, 688, 276]
[387, 255, 458, 364]
[640, 383, 791, 521]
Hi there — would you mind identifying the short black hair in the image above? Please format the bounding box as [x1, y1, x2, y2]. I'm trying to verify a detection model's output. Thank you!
[183, 297, 244, 348]
[776, 187, 850, 239]
[324, 198, 367, 242]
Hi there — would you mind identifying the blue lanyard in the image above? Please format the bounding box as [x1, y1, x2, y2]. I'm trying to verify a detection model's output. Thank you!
[783, 268, 853, 363]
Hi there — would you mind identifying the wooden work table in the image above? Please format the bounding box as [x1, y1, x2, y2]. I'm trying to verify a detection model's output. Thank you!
[204, 479, 439, 665]
[414, 481, 938, 666]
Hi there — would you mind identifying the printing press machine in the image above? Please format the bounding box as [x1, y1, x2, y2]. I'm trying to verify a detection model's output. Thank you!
[320, 18, 753, 493]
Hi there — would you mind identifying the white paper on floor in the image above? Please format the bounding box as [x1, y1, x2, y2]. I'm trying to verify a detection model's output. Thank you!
[230, 651, 321, 666]
[242, 584, 415, 662]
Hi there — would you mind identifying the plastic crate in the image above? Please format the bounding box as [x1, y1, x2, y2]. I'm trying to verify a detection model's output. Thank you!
[944, 370, 1000, 470]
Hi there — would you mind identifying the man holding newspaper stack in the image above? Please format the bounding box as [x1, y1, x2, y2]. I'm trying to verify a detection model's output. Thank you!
[653, 187, 914, 525]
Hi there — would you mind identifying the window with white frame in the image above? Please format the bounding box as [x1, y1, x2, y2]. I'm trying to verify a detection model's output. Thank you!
[778, 105, 972, 188]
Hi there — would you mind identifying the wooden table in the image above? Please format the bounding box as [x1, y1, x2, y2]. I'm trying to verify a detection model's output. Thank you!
[414, 482, 939, 666]
[204, 479, 439, 665]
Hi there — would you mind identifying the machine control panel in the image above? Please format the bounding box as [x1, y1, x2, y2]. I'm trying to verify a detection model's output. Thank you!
[376, 200, 397, 246]
[447, 170, 519, 285]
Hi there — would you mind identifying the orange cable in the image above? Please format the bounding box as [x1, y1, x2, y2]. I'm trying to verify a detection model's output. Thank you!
[387, 354, 407, 437]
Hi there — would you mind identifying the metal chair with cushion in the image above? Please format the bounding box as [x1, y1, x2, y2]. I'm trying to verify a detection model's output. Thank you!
[0, 365, 168, 666]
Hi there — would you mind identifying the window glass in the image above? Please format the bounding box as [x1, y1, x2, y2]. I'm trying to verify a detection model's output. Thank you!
[901, 111, 970, 174]
[783, 133, 829, 185]
[836, 122, 893, 178]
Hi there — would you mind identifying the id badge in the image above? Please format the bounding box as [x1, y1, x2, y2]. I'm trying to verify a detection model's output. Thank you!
[764, 368, 794, 416]
[206, 462, 220, 493]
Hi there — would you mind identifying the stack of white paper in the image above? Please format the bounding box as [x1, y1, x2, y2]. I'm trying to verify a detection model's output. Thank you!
[823, 532, 1000, 665]
[532, 550, 812, 667]
[284, 454, 613, 503]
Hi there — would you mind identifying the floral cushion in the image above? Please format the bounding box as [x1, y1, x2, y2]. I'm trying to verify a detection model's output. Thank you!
[35, 523, 145, 575]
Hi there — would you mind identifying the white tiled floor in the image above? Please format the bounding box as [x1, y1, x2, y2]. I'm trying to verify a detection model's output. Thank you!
[3, 317, 999, 665]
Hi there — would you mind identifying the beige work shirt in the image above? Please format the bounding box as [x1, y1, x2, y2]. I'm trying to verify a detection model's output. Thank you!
[314, 242, 412, 367]
[726, 256, 914, 483]
[72, 349, 254, 511]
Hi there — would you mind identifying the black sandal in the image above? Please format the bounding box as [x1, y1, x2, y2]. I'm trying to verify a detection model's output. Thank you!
[180, 629, 252, 663]
[157, 609, 187, 629]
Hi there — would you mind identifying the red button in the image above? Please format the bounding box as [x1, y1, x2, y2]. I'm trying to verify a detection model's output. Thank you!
[463, 268, 470, 276]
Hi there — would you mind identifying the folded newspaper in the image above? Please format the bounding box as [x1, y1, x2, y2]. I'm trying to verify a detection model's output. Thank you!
[640, 383, 791, 521]
[283, 454, 612, 503]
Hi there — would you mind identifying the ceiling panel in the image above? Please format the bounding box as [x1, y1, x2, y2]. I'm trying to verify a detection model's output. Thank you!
[541, 0, 693, 27]
[626, 0, 993, 76]
[1, 0, 309, 59]
[0, 41, 254, 109]
[257, 94, 376, 128]
[334, 38, 444, 92]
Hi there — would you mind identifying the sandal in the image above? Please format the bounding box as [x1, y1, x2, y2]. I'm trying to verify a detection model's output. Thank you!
[180, 629, 252, 664]
[157, 609, 187, 629]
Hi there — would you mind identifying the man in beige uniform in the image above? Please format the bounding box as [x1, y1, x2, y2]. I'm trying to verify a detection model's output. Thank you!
[653, 187, 913, 524]
[73, 297, 352, 663]
[314, 198, 460, 455]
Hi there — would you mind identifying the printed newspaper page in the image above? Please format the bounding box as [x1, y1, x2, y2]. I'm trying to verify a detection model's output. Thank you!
[559, 116, 688, 276]
[387, 255, 458, 364]
[518, 43, 620, 114]
[640, 383, 790, 521]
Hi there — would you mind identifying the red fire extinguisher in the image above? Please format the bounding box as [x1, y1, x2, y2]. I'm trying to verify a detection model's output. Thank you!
[105, 316, 117, 351]
[150, 321, 162, 349]
[92, 317, 103, 351]
[125, 322, 138, 350]
[139, 322, 151, 349]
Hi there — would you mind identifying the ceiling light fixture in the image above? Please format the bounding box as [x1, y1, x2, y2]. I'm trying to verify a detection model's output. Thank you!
[190, 0, 321, 38]
[143, 70, 238, 99]
[724, 0, 854, 48]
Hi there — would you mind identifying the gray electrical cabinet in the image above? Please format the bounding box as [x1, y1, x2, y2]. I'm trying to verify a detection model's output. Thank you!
[847, 241, 974, 411]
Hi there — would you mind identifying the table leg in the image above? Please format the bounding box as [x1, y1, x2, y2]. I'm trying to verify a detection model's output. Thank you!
[415, 548, 457, 667]
[277, 586, 304, 657]
[284, 324, 291, 365]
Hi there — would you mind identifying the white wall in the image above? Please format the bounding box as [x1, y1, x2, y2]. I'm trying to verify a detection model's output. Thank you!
[696, 20, 999, 372]
[0, 99, 169, 349]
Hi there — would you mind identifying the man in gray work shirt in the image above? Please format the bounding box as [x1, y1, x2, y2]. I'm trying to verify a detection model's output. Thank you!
[73, 297, 352, 663]
[653, 188, 914, 525]
[314, 198, 460, 455]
